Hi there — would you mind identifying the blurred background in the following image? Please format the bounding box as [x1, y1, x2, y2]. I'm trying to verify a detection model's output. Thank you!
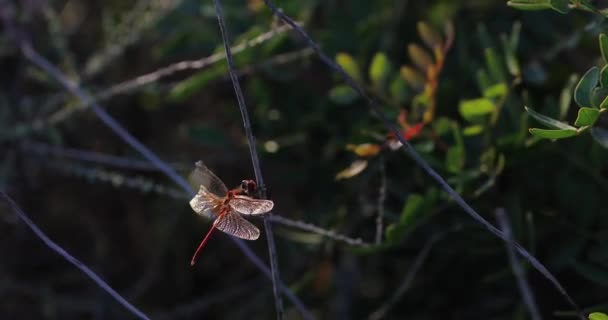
[1, 0, 607, 319]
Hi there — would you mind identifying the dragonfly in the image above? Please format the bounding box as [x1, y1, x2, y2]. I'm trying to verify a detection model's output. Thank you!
[188, 161, 273, 266]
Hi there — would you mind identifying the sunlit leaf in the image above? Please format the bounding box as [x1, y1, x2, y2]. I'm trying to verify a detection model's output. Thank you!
[417, 21, 442, 49]
[400, 65, 425, 90]
[574, 107, 600, 127]
[463, 125, 484, 136]
[529, 128, 578, 139]
[559, 74, 579, 120]
[483, 82, 508, 99]
[335, 160, 368, 180]
[329, 85, 358, 105]
[589, 312, 608, 320]
[507, 1, 553, 11]
[346, 143, 382, 157]
[408, 44, 433, 72]
[369, 52, 391, 89]
[336, 53, 362, 82]
[459, 98, 495, 121]
[574, 66, 599, 108]
[524, 106, 578, 130]
[591, 127, 608, 148]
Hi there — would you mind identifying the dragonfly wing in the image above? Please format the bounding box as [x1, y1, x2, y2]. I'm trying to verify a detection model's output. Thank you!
[188, 161, 228, 196]
[190, 185, 223, 219]
[229, 195, 274, 215]
[214, 210, 260, 240]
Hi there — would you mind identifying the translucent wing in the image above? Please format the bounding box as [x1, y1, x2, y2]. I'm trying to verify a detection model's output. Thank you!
[188, 161, 228, 197]
[229, 195, 274, 215]
[190, 185, 223, 219]
[213, 210, 260, 240]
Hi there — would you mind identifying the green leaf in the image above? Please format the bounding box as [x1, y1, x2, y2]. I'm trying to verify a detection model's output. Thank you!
[446, 146, 465, 173]
[400, 194, 425, 224]
[591, 127, 608, 148]
[574, 67, 599, 108]
[485, 47, 506, 83]
[592, 87, 608, 108]
[507, 0, 553, 11]
[549, 0, 570, 13]
[417, 21, 442, 49]
[336, 53, 362, 82]
[600, 65, 608, 88]
[389, 75, 410, 104]
[483, 82, 508, 99]
[459, 98, 495, 121]
[329, 85, 358, 105]
[369, 52, 391, 89]
[463, 125, 484, 136]
[525, 106, 578, 130]
[600, 34, 608, 64]
[574, 107, 600, 127]
[501, 33, 520, 77]
[589, 312, 608, 320]
[529, 128, 578, 139]
[476, 69, 492, 93]
[559, 74, 579, 120]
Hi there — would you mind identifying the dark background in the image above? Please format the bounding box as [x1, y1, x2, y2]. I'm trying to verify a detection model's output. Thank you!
[1, 0, 607, 319]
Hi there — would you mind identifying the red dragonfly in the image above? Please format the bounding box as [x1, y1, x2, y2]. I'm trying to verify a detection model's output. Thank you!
[188, 161, 273, 266]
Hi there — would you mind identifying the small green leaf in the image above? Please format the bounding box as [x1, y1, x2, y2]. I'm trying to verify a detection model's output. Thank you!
[591, 127, 608, 148]
[476, 69, 492, 93]
[483, 82, 508, 99]
[507, 0, 552, 11]
[329, 85, 358, 105]
[574, 67, 599, 108]
[600, 34, 608, 64]
[529, 128, 578, 139]
[389, 75, 410, 104]
[463, 125, 484, 136]
[559, 74, 579, 120]
[417, 21, 442, 49]
[446, 146, 465, 173]
[549, 0, 570, 13]
[369, 52, 391, 89]
[592, 87, 608, 108]
[400, 66, 425, 90]
[485, 47, 506, 83]
[501, 33, 520, 77]
[459, 98, 495, 121]
[336, 53, 362, 82]
[408, 44, 433, 71]
[574, 107, 600, 127]
[600, 65, 608, 88]
[525, 106, 578, 130]
[400, 194, 425, 224]
[589, 312, 608, 320]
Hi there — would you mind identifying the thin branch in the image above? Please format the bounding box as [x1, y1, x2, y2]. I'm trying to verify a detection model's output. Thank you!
[0, 192, 151, 320]
[496, 208, 542, 320]
[0, 13, 311, 319]
[21, 141, 163, 171]
[269, 215, 370, 247]
[211, 1, 284, 319]
[375, 158, 386, 245]
[47, 24, 294, 126]
[261, 2, 583, 317]
[368, 231, 444, 320]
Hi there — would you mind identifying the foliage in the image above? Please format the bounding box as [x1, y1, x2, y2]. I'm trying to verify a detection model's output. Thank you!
[0, 0, 607, 319]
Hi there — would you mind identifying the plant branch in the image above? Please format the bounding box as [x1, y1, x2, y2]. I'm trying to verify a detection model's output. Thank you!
[261, 1, 583, 318]
[212, 0, 284, 319]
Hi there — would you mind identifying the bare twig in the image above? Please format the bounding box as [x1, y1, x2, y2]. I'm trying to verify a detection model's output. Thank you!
[0, 11, 311, 319]
[211, 0, 284, 318]
[21, 141, 163, 171]
[375, 158, 386, 245]
[0, 192, 151, 320]
[262, 1, 583, 317]
[269, 215, 370, 247]
[47, 24, 294, 126]
[496, 208, 542, 320]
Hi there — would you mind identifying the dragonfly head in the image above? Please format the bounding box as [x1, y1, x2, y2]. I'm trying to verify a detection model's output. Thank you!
[239, 180, 257, 196]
